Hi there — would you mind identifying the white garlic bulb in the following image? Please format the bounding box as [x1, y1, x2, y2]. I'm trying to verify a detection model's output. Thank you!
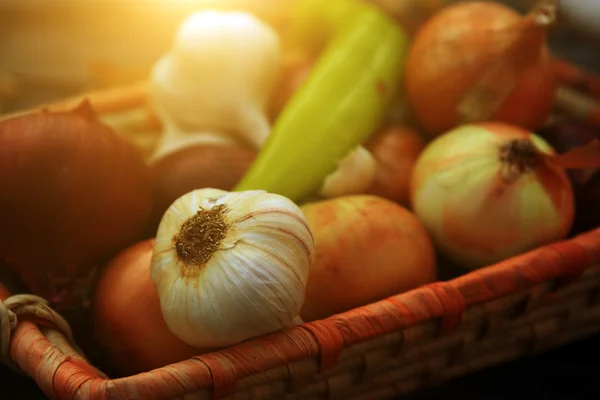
[150, 188, 313, 348]
[149, 10, 282, 160]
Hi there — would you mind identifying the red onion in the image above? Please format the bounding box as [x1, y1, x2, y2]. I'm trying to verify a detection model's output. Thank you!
[538, 120, 600, 234]
[0, 101, 152, 307]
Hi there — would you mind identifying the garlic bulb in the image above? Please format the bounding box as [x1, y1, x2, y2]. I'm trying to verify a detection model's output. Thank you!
[149, 10, 282, 161]
[150, 188, 313, 348]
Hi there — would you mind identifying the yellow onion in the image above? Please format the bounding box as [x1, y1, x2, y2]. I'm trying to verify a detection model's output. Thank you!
[410, 122, 575, 268]
[404, 1, 558, 136]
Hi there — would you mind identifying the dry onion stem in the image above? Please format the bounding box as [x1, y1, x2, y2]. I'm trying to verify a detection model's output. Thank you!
[456, 1, 558, 123]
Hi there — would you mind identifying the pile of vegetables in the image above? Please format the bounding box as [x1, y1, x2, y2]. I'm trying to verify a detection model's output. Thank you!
[1, 0, 600, 378]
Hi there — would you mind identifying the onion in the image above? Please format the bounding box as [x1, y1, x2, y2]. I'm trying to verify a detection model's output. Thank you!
[300, 195, 437, 322]
[404, 1, 558, 136]
[91, 239, 207, 376]
[268, 51, 314, 120]
[366, 124, 426, 206]
[0, 101, 152, 307]
[410, 122, 575, 269]
[148, 144, 256, 233]
[538, 120, 600, 234]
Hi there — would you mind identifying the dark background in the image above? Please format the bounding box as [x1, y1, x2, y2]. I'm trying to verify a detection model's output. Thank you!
[1, 1, 599, 399]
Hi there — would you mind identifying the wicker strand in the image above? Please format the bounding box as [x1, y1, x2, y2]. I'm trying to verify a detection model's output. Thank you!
[0, 294, 74, 372]
[0, 298, 18, 370]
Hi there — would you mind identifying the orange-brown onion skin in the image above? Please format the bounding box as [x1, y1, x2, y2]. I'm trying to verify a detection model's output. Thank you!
[410, 122, 575, 269]
[92, 239, 210, 376]
[268, 51, 314, 120]
[404, 1, 557, 136]
[299, 195, 437, 322]
[148, 144, 256, 233]
[366, 125, 426, 206]
[0, 103, 152, 301]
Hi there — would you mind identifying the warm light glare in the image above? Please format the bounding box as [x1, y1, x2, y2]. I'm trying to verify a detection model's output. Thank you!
[155, 0, 243, 7]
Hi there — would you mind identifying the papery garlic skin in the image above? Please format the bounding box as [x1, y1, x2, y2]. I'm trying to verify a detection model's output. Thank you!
[150, 188, 313, 348]
[150, 10, 282, 159]
[320, 146, 377, 198]
[148, 126, 239, 163]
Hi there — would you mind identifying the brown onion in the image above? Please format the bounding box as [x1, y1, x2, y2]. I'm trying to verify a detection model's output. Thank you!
[404, 1, 558, 136]
[148, 144, 256, 233]
[300, 195, 437, 322]
[268, 51, 314, 120]
[91, 239, 208, 376]
[0, 101, 151, 307]
[366, 124, 426, 206]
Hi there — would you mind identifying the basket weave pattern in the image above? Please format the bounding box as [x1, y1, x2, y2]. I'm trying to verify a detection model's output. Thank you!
[1, 86, 600, 400]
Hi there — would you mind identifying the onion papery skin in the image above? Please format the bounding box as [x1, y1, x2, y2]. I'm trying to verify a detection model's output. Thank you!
[0, 103, 152, 305]
[410, 122, 575, 269]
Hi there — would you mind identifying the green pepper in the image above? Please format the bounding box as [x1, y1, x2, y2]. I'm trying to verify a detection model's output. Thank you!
[235, 0, 409, 202]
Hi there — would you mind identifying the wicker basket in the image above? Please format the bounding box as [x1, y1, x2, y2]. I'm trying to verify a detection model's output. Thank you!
[3, 0, 600, 394]
[0, 80, 600, 400]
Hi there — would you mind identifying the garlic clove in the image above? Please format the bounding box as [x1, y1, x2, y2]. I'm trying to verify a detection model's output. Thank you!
[320, 145, 378, 198]
[150, 188, 313, 348]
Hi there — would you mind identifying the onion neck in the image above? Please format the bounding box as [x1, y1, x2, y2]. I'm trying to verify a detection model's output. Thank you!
[530, 1, 557, 27]
[173, 204, 230, 276]
[511, 1, 556, 64]
[527, 2, 556, 32]
[499, 139, 542, 184]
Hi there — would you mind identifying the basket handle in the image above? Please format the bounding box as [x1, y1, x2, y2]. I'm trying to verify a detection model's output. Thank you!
[0, 287, 106, 379]
[0, 293, 73, 370]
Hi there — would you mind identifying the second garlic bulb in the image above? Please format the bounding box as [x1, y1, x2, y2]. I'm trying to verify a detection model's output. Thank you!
[150, 10, 282, 157]
[150, 188, 313, 348]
